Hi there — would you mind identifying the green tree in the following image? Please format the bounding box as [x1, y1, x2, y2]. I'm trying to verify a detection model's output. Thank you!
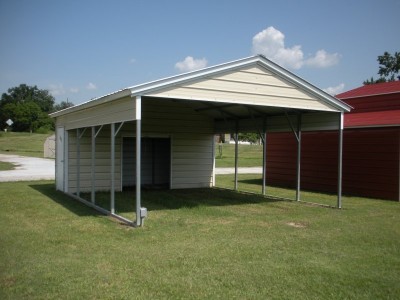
[52, 100, 74, 112]
[0, 84, 55, 132]
[364, 51, 400, 85]
[238, 133, 260, 144]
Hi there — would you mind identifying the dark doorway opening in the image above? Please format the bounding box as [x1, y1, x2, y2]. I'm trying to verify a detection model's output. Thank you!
[122, 137, 171, 190]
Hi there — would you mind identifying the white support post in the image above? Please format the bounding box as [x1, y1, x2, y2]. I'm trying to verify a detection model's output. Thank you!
[136, 95, 142, 226]
[76, 128, 80, 197]
[212, 135, 216, 187]
[262, 131, 267, 196]
[296, 114, 302, 202]
[111, 123, 115, 214]
[337, 112, 344, 208]
[91, 126, 96, 204]
[234, 125, 239, 191]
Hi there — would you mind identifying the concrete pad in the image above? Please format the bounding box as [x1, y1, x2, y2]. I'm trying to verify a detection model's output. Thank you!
[0, 154, 55, 182]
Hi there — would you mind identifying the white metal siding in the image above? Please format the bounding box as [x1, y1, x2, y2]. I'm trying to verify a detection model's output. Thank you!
[130, 99, 214, 189]
[67, 125, 122, 193]
[147, 65, 338, 112]
[59, 96, 136, 130]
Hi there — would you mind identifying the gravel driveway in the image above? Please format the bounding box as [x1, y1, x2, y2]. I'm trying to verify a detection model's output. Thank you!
[0, 154, 55, 182]
[0, 153, 261, 182]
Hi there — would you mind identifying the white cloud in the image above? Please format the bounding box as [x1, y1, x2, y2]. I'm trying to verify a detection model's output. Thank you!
[86, 82, 97, 90]
[175, 56, 208, 72]
[252, 26, 340, 69]
[305, 50, 341, 68]
[323, 83, 345, 96]
[49, 84, 66, 96]
[252, 26, 304, 69]
[129, 58, 136, 64]
[69, 87, 79, 93]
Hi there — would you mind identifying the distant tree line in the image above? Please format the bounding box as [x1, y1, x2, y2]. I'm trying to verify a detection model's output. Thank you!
[364, 51, 400, 85]
[0, 84, 74, 133]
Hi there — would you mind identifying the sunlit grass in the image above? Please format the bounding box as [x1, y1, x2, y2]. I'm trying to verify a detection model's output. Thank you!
[0, 132, 53, 158]
[215, 143, 263, 167]
[1, 180, 399, 299]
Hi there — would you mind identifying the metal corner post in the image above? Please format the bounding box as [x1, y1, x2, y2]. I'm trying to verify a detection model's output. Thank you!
[296, 114, 302, 201]
[234, 121, 239, 191]
[337, 112, 344, 208]
[136, 95, 142, 226]
[262, 117, 268, 195]
[111, 123, 115, 214]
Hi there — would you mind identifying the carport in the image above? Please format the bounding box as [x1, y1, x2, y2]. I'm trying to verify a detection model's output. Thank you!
[50, 55, 351, 226]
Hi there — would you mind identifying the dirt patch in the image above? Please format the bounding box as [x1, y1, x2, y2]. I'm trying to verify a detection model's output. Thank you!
[286, 221, 307, 228]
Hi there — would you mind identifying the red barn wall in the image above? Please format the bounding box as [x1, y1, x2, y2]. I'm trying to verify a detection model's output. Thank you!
[266, 128, 399, 200]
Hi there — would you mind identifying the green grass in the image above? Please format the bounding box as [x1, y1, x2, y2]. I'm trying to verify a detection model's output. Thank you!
[0, 161, 16, 171]
[215, 174, 342, 206]
[0, 132, 53, 158]
[215, 143, 263, 167]
[1, 180, 399, 299]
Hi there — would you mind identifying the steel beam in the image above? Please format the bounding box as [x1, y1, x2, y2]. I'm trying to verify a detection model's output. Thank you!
[91, 126, 96, 204]
[234, 122, 239, 191]
[136, 96, 142, 226]
[296, 114, 302, 201]
[262, 131, 267, 195]
[337, 112, 344, 208]
[76, 128, 80, 197]
[111, 123, 115, 214]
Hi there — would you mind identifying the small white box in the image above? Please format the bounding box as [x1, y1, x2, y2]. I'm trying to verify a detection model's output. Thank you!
[140, 207, 147, 218]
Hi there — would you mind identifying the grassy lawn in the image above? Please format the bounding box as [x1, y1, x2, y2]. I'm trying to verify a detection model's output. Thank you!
[1, 180, 399, 299]
[216, 174, 342, 207]
[215, 143, 263, 167]
[0, 132, 53, 158]
[0, 161, 16, 171]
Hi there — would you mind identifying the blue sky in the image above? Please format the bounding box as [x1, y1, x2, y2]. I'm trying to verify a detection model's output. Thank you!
[1, 0, 399, 105]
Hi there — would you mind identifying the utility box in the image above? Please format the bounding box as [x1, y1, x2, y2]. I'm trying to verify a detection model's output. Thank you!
[140, 207, 147, 218]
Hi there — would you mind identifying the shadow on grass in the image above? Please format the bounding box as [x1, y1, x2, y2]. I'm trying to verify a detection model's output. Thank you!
[29, 183, 103, 217]
[29, 183, 281, 217]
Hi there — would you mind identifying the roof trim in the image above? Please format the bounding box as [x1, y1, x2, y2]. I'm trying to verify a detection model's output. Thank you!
[50, 89, 131, 118]
[338, 90, 400, 100]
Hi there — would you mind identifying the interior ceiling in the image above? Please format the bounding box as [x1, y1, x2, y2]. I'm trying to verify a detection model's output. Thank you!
[158, 97, 308, 121]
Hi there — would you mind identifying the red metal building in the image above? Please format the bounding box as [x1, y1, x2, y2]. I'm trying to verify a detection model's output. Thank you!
[266, 81, 400, 201]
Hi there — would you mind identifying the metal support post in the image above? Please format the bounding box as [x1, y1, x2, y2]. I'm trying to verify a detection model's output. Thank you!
[234, 122, 239, 191]
[337, 112, 344, 208]
[136, 95, 142, 226]
[296, 114, 302, 201]
[262, 131, 267, 195]
[91, 126, 95, 204]
[111, 123, 115, 214]
[76, 128, 80, 197]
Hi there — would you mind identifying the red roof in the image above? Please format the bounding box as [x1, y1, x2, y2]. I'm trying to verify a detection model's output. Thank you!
[345, 110, 400, 128]
[337, 81, 400, 99]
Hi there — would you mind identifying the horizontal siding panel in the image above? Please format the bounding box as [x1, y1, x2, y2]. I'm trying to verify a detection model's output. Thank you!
[173, 164, 213, 172]
[172, 176, 212, 185]
[184, 78, 314, 101]
[240, 66, 274, 75]
[266, 128, 399, 200]
[173, 170, 213, 177]
[213, 71, 291, 87]
[64, 97, 135, 130]
[172, 182, 212, 189]
[172, 157, 212, 166]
